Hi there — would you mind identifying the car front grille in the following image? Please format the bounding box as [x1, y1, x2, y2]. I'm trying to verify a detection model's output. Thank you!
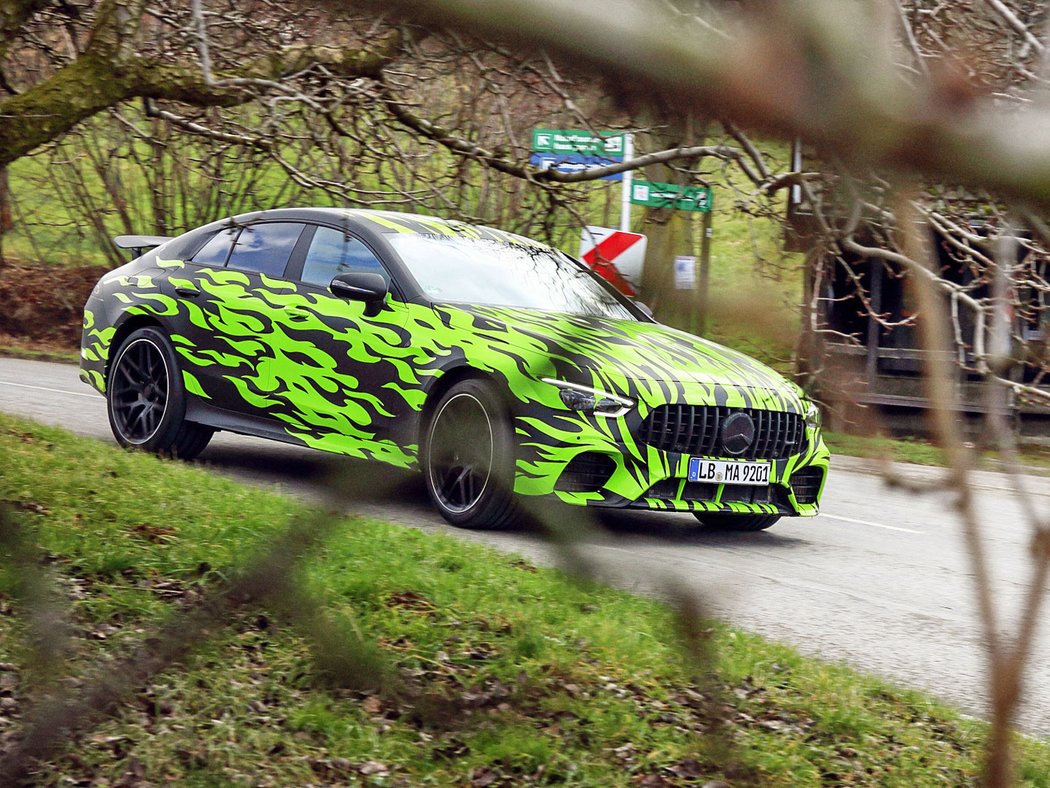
[790, 467, 824, 504]
[639, 405, 803, 460]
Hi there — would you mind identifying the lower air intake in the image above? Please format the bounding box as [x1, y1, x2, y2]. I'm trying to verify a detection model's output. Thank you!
[646, 480, 792, 509]
[555, 452, 617, 493]
[790, 467, 824, 504]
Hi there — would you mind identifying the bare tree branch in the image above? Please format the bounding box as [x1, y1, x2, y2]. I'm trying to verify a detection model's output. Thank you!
[371, 0, 1050, 209]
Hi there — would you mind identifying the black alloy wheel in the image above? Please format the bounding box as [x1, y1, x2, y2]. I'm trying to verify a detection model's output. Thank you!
[423, 379, 519, 529]
[429, 391, 492, 513]
[692, 512, 781, 532]
[109, 335, 169, 444]
[106, 326, 213, 459]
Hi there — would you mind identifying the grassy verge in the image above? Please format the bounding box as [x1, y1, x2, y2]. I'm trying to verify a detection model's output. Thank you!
[822, 431, 948, 467]
[0, 343, 80, 365]
[823, 430, 1050, 473]
[1, 414, 1049, 785]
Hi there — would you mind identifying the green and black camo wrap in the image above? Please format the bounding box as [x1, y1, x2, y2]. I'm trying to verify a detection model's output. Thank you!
[81, 210, 829, 517]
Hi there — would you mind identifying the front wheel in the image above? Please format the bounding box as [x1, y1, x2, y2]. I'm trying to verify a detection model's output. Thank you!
[422, 379, 520, 529]
[106, 326, 213, 460]
[692, 512, 781, 532]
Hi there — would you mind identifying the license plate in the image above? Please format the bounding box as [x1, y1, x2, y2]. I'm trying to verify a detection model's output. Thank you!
[687, 458, 770, 486]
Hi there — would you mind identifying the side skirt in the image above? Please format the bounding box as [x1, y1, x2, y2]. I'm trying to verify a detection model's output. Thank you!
[184, 399, 423, 469]
[185, 400, 309, 447]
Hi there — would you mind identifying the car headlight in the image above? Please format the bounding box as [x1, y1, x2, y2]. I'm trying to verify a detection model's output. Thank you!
[805, 400, 822, 430]
[542, 378, 635, 418]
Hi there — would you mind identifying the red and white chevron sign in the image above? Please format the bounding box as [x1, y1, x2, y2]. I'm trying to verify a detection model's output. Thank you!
[578, 226, 648, 297]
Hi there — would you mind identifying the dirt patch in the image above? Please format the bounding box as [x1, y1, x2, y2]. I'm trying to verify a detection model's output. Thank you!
[0, 262, 105, 349]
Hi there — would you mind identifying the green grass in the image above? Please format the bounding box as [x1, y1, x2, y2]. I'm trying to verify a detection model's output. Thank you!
[823, 431, 948, 467]
[0, 344, 81, 364]
[2, 414, 1049, 785]
[824, 430, 1050, 472]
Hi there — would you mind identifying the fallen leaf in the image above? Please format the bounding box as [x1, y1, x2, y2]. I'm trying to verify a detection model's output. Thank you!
[359, 760, 389, 776]
[387, 590, 435, 611]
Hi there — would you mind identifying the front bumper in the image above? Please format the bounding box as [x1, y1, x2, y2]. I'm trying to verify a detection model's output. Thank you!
[79, 298, 114, 393]
[511, 403, 830, 517]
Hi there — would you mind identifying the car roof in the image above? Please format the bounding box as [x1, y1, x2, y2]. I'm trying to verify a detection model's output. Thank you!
[223, 208, 548, 248]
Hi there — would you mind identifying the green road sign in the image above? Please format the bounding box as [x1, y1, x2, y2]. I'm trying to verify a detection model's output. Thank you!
[531, 128, 625, 156]
[630, 180, 712, 212]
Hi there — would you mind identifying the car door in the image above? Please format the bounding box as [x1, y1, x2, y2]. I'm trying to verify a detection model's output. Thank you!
[261, 224, 415, 465]
[168, 221, 309, 416]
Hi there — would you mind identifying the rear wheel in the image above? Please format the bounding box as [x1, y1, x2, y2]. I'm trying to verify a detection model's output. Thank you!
[692, 512, 781, 532]
[422, 379, 519, 529]
[107, 326, 213, 460]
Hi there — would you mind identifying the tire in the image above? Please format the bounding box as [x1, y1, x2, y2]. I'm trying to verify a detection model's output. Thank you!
[692, 512, 781, 532]
[106, 326, 213, 460]
[422, 379, 520, 529]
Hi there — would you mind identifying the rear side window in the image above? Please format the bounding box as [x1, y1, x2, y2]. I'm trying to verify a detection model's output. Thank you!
[227, 222, 306, 278]
[191, 227, 238, 266]
[301, 226, 389, 288]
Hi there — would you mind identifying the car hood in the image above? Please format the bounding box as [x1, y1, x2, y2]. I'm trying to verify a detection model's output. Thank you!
[439, 304, 805, 411]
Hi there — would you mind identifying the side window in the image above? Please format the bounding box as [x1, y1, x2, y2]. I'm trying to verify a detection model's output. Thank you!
[226, 222, 306, 278]
[301, 226, 389, 289]
[190, 227, 238, 266]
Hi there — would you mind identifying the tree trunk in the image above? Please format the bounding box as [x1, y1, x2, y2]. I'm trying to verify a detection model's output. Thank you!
[638, 121, 700, 333]
[0, 166, 11, 269]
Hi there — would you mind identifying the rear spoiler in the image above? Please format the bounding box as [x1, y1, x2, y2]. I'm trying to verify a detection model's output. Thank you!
[113, 235, 174, 259]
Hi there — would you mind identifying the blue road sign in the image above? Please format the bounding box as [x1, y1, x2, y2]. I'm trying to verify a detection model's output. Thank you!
[528, 152, 624, 181]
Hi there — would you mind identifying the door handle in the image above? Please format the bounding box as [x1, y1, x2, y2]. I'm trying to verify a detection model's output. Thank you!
[175, 286, 200, 298]
[285, 308, 312, 323]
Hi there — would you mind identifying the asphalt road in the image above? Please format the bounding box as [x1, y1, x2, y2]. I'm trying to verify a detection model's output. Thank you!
[2, 356, 1049, 735]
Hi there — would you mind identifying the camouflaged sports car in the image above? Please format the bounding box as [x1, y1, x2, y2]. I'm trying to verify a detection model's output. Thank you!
[80, 208, 829, 530]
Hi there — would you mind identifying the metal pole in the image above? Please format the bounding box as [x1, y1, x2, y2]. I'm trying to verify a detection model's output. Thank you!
[698, 202, 712, 334]
[866, 260, 883, 387]
[620, 133, 633, 232]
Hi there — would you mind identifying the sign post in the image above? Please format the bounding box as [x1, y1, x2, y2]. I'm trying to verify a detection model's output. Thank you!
[698, 209, 713, 334]
[620, 133, 633, 232]
[530, 130, 715, 332]
[530, 128, 634, 225]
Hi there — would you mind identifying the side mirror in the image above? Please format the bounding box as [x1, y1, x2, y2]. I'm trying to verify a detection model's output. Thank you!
[330, 272, 389, 316]
[633, 300, 655, 320]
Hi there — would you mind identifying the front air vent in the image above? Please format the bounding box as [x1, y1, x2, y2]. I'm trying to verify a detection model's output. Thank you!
[790, 467, 824, 504]
[720, 484, 793, 508]
[555, 452, 617, 493]
[645, 479, 793, 509]
[639, 405, 803, 460]
[647, 479, 718, 503]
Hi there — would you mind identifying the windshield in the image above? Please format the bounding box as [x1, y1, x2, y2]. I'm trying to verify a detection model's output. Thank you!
[386, 234, 637, 320]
